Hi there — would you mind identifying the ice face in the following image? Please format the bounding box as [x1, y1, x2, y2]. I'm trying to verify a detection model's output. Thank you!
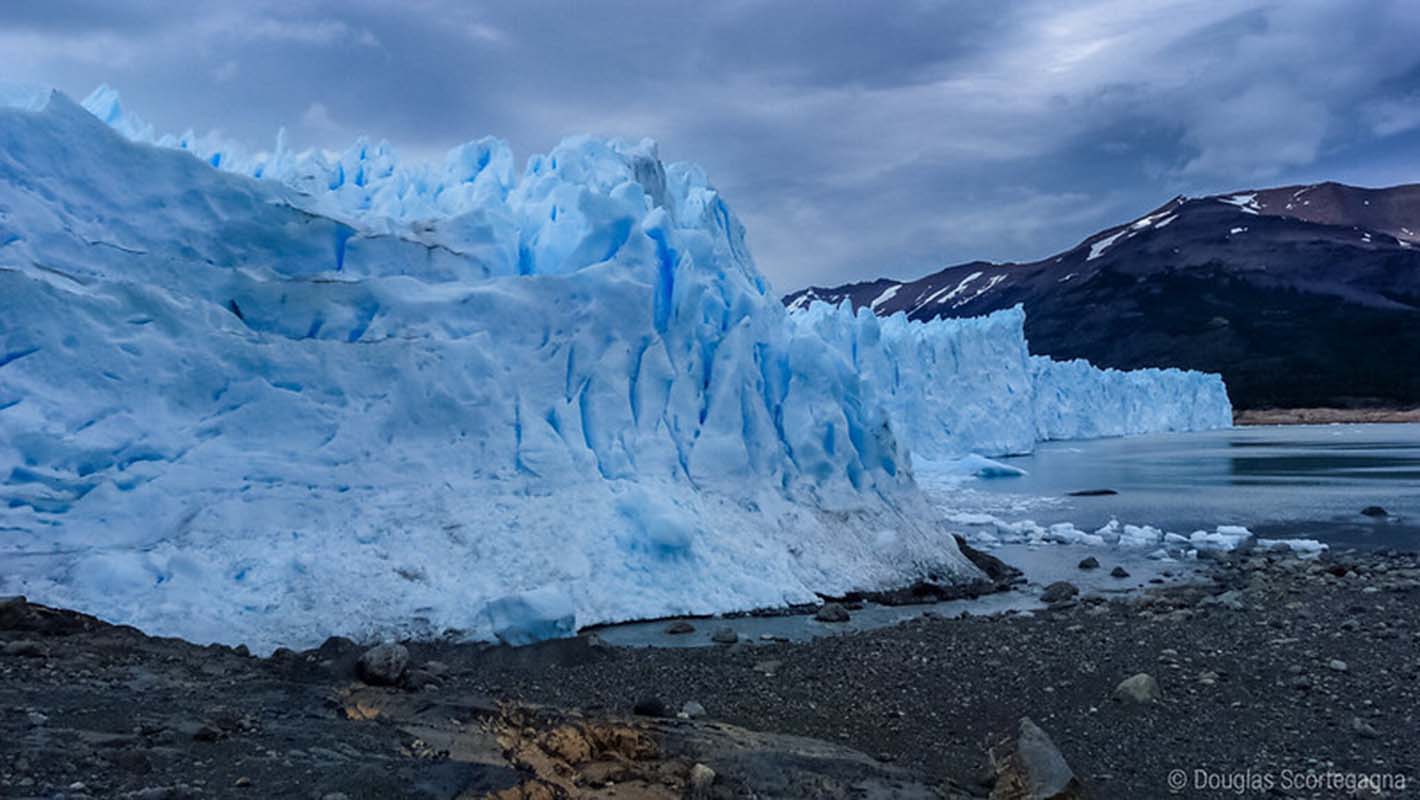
[0, 88, 975, 651]
[789, 303, 1232, 461]
[0, 86, 1229, 652]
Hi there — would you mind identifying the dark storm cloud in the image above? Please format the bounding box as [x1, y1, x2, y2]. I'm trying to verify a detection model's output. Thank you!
[4, 0, 1419, 290]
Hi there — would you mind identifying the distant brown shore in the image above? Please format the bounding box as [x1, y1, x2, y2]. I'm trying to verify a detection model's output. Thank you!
[1234, 407, 1420, 425]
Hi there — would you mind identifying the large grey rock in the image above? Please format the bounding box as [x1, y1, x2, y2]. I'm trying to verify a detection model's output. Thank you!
[1112, 673, 1162, 704]
[1040, 582, 1079, 604]
[687, 763, 717, 798]
[1199, 590, 1246, 611]
[356, 643, 410, 686]
[815, 603, 851, 623]
[988, 717, 1086, 800]
[711, 627, 738, 645]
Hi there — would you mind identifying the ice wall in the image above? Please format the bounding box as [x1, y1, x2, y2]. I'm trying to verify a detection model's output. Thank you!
[1031, 356, 1233, 440]
[0, 87, 979, 651]
[789, 302, 1232, 460]
[791, 304, 1040, 457]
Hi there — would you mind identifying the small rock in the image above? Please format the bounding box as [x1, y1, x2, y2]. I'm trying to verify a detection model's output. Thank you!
[688, 763, 717, 798]
[26, 711, 48, 727]
[1361, 506, 1389, 518]
[1199, 590, 1246, 611]
[1040, 581, 1079, 604]
[233, 777, 251, 788]
[1110, 566, 1130, 579]
[681, 700, 707, 719]
[114, 749, 153, 774]
[192, 723, 223, 742]
[356, 642, 410, 686]
[1351, 716, 1380, 739]
[1328, 659, 1349, 672]
[1112, 673, 1162, 704]
[1068, 489, 1117, 497]
[710, 627, 738, 645]
[632, 696, 668, 717]
[814, 602, 851, 622]
[403, 668, 441, 691]
[664, 621, 695, 635]
[988, 717, 1085, 800]
[753, 659, 783, 675]
[1077, 557, 1100, 570]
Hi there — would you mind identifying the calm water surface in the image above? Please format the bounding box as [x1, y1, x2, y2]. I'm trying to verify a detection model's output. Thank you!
[966, 423, 1420, 550]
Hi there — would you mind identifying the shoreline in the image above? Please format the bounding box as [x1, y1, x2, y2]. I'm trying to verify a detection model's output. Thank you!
[1234, 407, 1420, 425]
[5, 548, 1419, 798]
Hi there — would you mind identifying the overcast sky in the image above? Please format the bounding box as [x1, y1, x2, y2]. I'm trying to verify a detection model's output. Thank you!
[5, 0, 1420, 291]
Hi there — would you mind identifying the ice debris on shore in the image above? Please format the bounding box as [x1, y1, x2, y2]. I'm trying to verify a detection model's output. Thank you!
[950, 514, 1327, 559]
[1, 84, 1230, 650]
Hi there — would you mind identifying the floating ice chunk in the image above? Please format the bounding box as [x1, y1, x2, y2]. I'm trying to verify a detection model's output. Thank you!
[1119, 524, 1164, 548]
[1256, 538, 1327, 557]
[947, 512, 1000, 526]
[956, 454, 1029, 479]
[1190, 526, 1254, 551]
[1042, 522, 1105, 546]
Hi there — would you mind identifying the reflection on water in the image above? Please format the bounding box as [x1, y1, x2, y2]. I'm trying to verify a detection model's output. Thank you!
[965, 423, 1420, 550]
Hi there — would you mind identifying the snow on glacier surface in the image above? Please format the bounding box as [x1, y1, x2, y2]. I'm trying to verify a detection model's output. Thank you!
[0, 86, 981, 651]
[0, 86, 1230, 651]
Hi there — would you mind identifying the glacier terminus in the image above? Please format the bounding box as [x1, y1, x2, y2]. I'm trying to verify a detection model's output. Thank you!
[0, 85, 1231, 652]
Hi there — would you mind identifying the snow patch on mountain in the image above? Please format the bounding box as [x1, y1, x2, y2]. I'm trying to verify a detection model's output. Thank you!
[1087, 230, 1128, 260]
[1220, 193, 1261, 214]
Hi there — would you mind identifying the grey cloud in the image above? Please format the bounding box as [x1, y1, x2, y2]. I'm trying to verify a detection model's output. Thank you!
[2, 0, 1418, 291]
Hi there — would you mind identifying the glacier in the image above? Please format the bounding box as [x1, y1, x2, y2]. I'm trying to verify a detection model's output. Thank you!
[789, 303, 1232, 459]
[0, 85, 1230, 652]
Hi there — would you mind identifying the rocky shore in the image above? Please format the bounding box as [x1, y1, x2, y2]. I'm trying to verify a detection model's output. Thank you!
[1233, 408, 1420, 425]
[4, 548, 1419, 799]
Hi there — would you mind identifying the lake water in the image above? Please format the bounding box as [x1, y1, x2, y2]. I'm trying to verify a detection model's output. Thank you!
[937, 423, 1420, 551]
[594, 423, 1419, 648]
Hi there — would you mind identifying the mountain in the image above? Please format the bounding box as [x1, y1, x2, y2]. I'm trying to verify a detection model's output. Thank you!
[785, 182, 1420, 410]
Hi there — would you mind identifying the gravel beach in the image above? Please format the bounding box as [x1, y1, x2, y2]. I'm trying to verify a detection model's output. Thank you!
[4, 549, 1419, 799]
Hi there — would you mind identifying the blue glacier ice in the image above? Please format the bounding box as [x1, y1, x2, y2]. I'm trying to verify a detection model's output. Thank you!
[0, 85, 1230, 651]
[789, 303, 1231, 461]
